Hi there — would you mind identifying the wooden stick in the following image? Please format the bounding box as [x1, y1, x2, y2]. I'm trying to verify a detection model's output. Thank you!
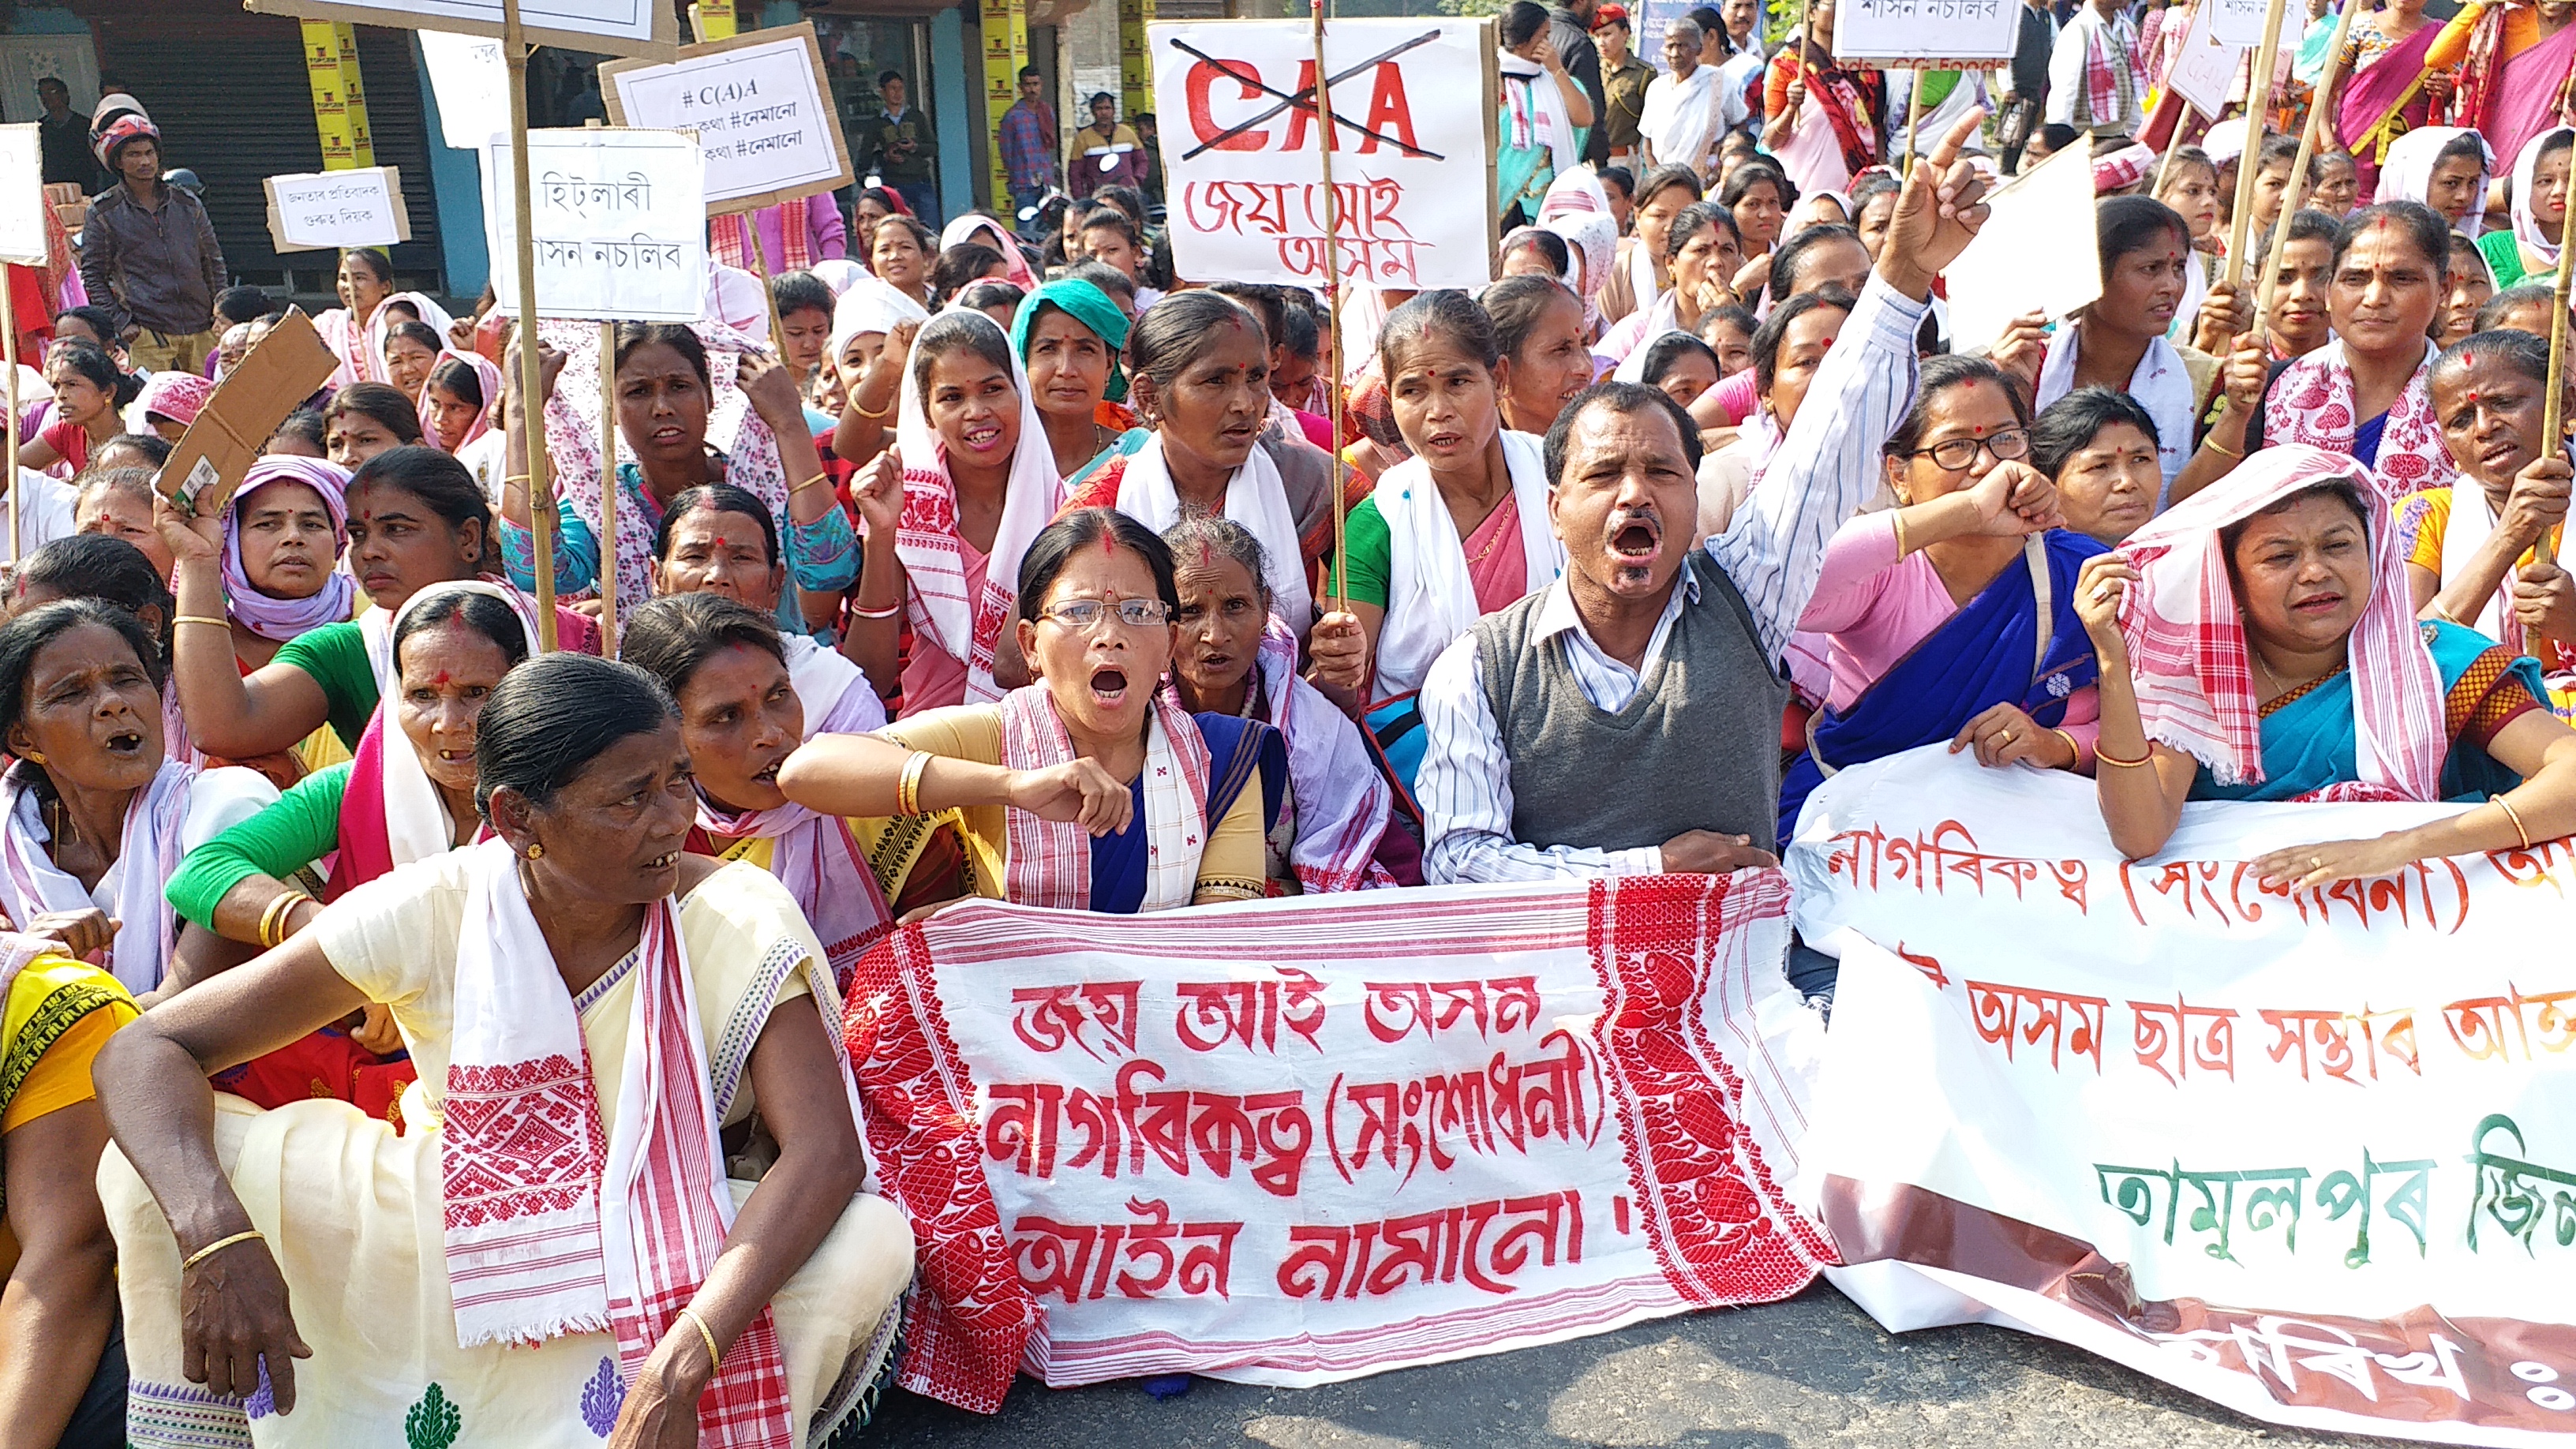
[3, 277, 17, 562]
[1311, 0, 1347, 609]
[2221, 0, 2293, 290]
[599, 319, 619, 639]
[504, 0, 557, 651]
[2542, 249, 2574, 567]
[2251, 0, 2364, 339]
[1900, 67, 1926, 171]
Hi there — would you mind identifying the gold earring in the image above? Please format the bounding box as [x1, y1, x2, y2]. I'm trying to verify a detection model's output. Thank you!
[21, 751, 43, 764]
[526, 844, 544, 861]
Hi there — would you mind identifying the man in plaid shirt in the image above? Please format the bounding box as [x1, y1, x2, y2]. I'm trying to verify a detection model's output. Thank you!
[1000, 66, 1060, 221]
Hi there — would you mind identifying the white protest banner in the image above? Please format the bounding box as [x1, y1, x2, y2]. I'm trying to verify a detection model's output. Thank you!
[264, 165, 410, 252]
[598, 23, 852, 215]
[1833, 0, 2020, 67]
[481, 128, 705, 322]
[0, 123, 41, 267]
[1148, 17, 1498, 290]
[2207, 0, 2272, 50]
[849, 877, 1833, 1413]
[1784, 748, 2576, 1447]
[1944, 137, 2099, 355]
[2163, 1, 2245, 121]
[418, 29, 509, 151]
[245, 0, 673, 58]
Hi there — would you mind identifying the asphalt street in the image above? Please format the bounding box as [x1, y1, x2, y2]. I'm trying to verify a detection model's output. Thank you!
[862, 1281, 2394, 1448]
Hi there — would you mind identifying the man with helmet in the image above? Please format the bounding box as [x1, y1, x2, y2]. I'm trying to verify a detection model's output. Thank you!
[76, 103, 226, 376]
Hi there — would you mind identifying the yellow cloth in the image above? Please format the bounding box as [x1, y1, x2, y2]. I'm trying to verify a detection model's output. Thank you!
[875, 703, 1269, 904]
[0, 955, 134, 1279]
[2402, 485, 2566, 577]
[100, 856, 912, 1447]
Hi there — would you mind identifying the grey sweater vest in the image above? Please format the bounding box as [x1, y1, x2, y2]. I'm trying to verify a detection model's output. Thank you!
[1473, 551, 1787, 852]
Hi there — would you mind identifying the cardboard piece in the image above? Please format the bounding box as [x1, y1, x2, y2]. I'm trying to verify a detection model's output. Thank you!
[597, 21, 853, 215]
[1833, 0, 2020, 68]
[1943, 136, 2102, 356]
[481, 126, 706, 321]
[264, 166, 411, 252]
[243, 0, 675, 60]
[419, 29, 511, 152]
[0, 125, 43, 268]
[156, 310, 342, 519]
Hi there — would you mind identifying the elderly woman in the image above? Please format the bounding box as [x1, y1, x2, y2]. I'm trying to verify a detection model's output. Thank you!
[0, 600, 276, 996]
[844, 310, 1066, 711]
[1167, 515, 1406, 893]
[2404, 330, 2574, 706]
[0, 929, 137, 1449]
[1778, 356, 2103, 841]
[2077, 445, 2576, 884]
[621, 592, 894, 983]
[651, 482, 888, 736]
[93, 653, 914, 1447]
[2181, 201, 2458, 503]
[2031, 387, 2163, 545]
[1014, 277, 1135, 487]
[782, 508, 1282, 912]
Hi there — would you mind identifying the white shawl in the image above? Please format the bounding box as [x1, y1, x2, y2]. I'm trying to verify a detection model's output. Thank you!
[1369, 430, 1562, 701]
[1115, 432, 1313, 631]
[2510, 126, 2572, 271]
[2373, 126, 2496, 238]
[2036, 323, 2200, 498]
[0, 759, 199, 995]
[1639, 66, 1720, 172]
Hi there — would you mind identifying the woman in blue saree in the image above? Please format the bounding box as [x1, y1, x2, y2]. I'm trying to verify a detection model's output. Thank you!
[1780, 356, 2106, 843]
[2077, 444, 2576, 888]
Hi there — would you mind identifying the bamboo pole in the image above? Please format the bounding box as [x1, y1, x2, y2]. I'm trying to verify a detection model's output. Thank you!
[2541, 249, 2574, 567]
[504, 0, 557, 651]
[1310, 0, 1347, 606]
[599, 319, 619, 638]
[4, 280, 17, 561]
[2250, 0, 2364, 336]
[1900, 67, 1926, 171]
[2221, 0, 2293, 290]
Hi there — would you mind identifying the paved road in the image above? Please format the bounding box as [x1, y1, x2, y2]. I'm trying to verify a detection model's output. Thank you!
[863, 1282, 2393, 1448]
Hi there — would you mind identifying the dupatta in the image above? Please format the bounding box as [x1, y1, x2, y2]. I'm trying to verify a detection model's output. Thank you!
[1249, 620, 1394, 893]
[995, 684, 1216, 913]
[2263, 337, 2453, 497]
[2338, 19, 2445, 171]
[0, 758, 194, 995]
[219, 455, 357, 642]
[1368, 431, 1563, 702]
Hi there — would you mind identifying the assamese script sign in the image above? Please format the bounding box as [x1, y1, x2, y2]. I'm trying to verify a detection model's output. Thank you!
[1785, 747, 2576, 1447]
[848, 874, 1833, 1413]
[480, 127, 705, 323]
[1148, 18, 1497, 290]
[599, 23, 853, 215]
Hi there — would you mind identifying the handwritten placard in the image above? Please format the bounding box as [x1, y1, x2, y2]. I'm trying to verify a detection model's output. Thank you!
[2163, 0, 2246, 121]
[2206, 0, 2271, 50]
[245, 0, 673, 58]
[598, 21, 852, 215]
[264, 166, 410, 252]
[419, 30, 510, 151]
[481, 128, 706, 322]
[0, 124, 42, 268]
[1833, 0, 2020, 67]
[1148, 17, 1499, 290]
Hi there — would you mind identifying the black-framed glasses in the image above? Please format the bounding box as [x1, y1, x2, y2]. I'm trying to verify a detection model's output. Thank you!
[1906, 428, 2031, 472]
[1037, 597, 1171, 630]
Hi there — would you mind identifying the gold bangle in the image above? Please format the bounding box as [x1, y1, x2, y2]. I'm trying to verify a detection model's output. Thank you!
[501, 474, 534, 488]
[2495, 792, 2534, 851]
[1891, 511, 1909, 557]
[676, 1306, 722, 1373]
[897, 750, 932, 817]
[256, 893, 286, 948]
[2094, 742, 2155, 769]
[173, 615, 231, 630]
[181, 1228, 264, 1272]
[260, 891, 313, 949]
[2203, 432, 2244, 459]
[848, 395, 894, 421]
[790, 471, 833, 496]
[2050, 728, 2082, 766]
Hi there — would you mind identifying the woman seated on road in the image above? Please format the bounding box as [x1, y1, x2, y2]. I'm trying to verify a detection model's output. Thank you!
[780, 507, 1283, 913]
[161, 583, 536, 1121]
[2403, 329, 2574, 712]
[653, 481, 890, 734]
[94, 652, 913, 1448]
[621, 591, 894, 985]
[2030, 387, 2163, 546]
[1779, 356, 2104, 843]
[2078, 444, 2576, 886]
[1166, 516, 1408, 893]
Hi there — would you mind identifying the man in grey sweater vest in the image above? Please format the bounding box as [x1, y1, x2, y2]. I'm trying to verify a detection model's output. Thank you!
[1413, 109, 1997, 887]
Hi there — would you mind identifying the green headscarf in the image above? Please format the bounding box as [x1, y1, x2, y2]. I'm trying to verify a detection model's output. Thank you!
[1011, 278, 1133, 404]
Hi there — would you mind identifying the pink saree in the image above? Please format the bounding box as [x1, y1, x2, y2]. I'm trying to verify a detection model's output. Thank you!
[2337, 21, 2445, 195]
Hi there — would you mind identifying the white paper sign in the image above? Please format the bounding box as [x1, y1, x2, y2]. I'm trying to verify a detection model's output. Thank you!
[0, 124, 41, 268]
[1149, 18, 1497, 290]
[601, 28, 850, 212]
[1833, 0, 2020, 65]
[1942, 137, 2101, 355]
[481, 129, 706, 322]
[265, 167, 406, 251]
[2207, 0, 2271, 50]
[247, 0, 669, 55]
[420, 29, 510, 152]
[2163, 1, 2246, 121]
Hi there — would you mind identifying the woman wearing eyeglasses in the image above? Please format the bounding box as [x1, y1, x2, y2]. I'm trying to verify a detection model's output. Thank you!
[1774, 356, 2110, 843]
[778, 507, 1284, 915]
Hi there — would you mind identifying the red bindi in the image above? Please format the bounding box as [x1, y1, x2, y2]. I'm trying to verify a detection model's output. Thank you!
[432, 670, 452, 686]
[712, 534, 729, 549]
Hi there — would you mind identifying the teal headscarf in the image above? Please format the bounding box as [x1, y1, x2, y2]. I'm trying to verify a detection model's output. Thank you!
[1011, 278, 1132, 404]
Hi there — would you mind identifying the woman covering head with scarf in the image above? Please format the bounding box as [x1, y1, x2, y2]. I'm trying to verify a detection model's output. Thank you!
[95, 651, 911, 1449]
[1014, 276, 1135, 487]
[418, 347, 504, 488]
[2479, 126, 2572, 289]
[940, 212, 1037, 292]
[210, 455, 360, 674]
[134, 370, 210, 443]
[0, 599, 276, 998]
[844, 309, 1065, 710]
[2371, 126, 2496, 235]
[1537, 167, 1620, 342]
[829, 275, 934, 465]
[2075, 444, 2576, 887]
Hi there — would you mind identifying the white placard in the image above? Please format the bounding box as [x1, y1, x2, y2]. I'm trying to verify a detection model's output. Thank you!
[481, 129, 706, 322]
[246, 0, 671, 57]
[1148, 18, 1498, 290]
[2206, 0, 2271, 50]
[600, 26, 851, 213]
[1832, 0, 2020, 66]
[2162, 1, 2245, 121]
[1942, 136, 2101, 356]
[0, 124, 41, 268]
[420, 29, 510, 152]
[265, 167, 406, 251]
